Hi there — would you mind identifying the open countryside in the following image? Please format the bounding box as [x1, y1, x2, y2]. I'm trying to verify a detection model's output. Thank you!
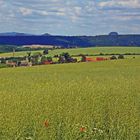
[1, 0, 140, 139]
[0, 46, 140, 139]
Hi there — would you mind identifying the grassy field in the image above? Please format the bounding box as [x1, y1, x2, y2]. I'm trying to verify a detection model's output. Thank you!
[0, 47, 140, 58]
[48, 47, 140, 56]
[0, 56, 140, 139]
[0, 50, 43, 57]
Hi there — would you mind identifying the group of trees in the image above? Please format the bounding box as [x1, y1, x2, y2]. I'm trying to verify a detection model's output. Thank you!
[26, 49, 50, 65]
[0, 47, 126, 67]
[110, 54, 125, 60]
[26, 49, 78, 65]
[25, 49, 126, 65]
[58, 52, 77, 63]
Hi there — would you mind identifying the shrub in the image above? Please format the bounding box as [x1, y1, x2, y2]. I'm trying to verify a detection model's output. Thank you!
[110, 55, 117, 60]
[100, 52, 104, 55]
[118, 54, 124, 59]
[46, 57, 52, 62]
[81, 55, 86, 62]
[43, 49, 49, 55]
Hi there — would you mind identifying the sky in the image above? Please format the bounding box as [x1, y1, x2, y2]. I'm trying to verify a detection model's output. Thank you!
[0, 0, 140, 35]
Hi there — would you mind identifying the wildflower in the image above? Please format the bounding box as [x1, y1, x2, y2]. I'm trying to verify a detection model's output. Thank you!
[93, 128, 97, 131]
[98, 129, 103, 134]
[44, 120, 49, 128]
[80, 126, 86, 132]
[92, 128, 103, 135]
[92, 128, 98, 133]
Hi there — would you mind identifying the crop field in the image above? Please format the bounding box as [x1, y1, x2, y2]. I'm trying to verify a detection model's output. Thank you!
[48, 47, 140, 56]
[0, 50, 43, 57]
[0, 47, 140, 58]
[0, 55, 140, 139]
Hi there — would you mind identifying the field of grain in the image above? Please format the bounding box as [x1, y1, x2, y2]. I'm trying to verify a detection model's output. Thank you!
[0, 56, 140, 139]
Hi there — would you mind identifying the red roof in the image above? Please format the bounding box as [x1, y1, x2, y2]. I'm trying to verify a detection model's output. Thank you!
[86, 58, 96, 62]
[43, 61, 52, 65]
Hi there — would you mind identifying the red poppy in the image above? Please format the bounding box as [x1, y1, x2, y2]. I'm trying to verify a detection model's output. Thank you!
[44, 120, 49, 128]
[80, 127, 86, 132]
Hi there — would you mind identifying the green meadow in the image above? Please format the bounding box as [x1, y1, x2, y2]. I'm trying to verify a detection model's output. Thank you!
[0, 47, 140, 57]
[0, 47, 140, 139]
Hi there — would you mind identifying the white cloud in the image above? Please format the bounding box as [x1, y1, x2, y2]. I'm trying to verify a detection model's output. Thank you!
[74, 6, 82, 15]
[70, 15, 79, 23]
[0, 0, 140, 35]
[110, 14, 140, 21]
[0, 0, 7, 8]
[19, 7, 33, 16]
[98, 0, 140, 9]
[58, 8, 65, 12]
[38, 10, 48, 16]
[56, 12, 66, 16]
[0, 0, 3, 5]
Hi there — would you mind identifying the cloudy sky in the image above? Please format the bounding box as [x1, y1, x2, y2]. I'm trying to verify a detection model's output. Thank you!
[0, 0, 140, 35]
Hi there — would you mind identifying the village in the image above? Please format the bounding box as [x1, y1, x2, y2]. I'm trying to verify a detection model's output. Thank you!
[0, 48, 125, 68]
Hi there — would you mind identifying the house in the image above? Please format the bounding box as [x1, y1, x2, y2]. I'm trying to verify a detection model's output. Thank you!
[86, 57, 108, 62]
[6, 61, 16, 67]
[86, 58, 96, 62]
[96, 57, 107, 61]
[42, 60, 53, 65]
[19, 61, 32, 67]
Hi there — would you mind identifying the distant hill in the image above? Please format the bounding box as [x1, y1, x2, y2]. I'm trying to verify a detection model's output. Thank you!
[0, 32, 34, 36]
[41, 33, 52, 36]
[0, 32, 140, 47]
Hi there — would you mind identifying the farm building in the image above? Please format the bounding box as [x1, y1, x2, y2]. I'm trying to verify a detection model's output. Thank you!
[86, 58, 96, 62]
[86, 57, 107, 62]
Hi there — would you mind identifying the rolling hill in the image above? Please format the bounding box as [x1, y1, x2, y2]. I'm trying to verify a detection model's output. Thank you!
[0, 32, 140, 47]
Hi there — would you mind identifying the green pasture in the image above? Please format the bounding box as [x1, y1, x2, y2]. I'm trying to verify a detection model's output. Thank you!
[0, 50, 43, 57]
[48, 47, 140, 56]
[0, 47, 140, 58]
[0, 57, 140, 139]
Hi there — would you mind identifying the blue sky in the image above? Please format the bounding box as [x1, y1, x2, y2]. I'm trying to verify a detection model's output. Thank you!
[0, 0, 140, 35]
